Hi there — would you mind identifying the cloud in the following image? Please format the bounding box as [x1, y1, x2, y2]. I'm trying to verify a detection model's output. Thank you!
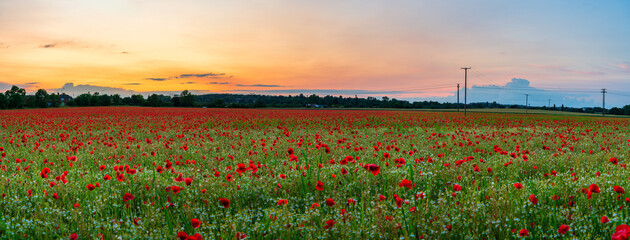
[235, 84, 283, 87]
[179, 73, 225, 78]
[529, 64, 605, 75]
[184, 82, 196, 84]
[209, 82, 229, 85]
[411, 78, 599, 108]
[504, 78, 530, 88]
[0, 82, 13, 91]
[50, 82, 214, 97]
[25, 82, 40, 85]
[39, 43, 57, 48]
[145, 78, 167, 81]
[143, 72, 231, 82]
[227, 89, 424, 95]
[0, 42, 8, 48]
[121, 51, 129, 54]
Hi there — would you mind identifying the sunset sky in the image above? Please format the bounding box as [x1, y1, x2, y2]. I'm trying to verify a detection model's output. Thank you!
[1, 0, 629, 107]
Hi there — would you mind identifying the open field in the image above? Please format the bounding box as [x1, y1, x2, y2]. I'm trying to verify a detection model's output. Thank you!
[1, 107, 629, 239]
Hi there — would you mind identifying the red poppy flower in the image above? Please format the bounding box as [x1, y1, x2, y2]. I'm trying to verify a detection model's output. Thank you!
[610, 157, 619, 165]
[326, 198, 335, 207]
[86, 184, 96, 191]
[366, 164, 381, 176]
[104, 174, 111, 181]
[558, 224, 570, 234]
[398, 179, 413, 189]
[183, 178, 192, 186]
[528, 194, 538, 204]
[514, 183, 523, 189]
[226, 174, 233, 182]
[518, 229, 529, 237]
[174, 172, 184, 182]
[123, 193, 134, 201]
[219, 198, 230, 208]
[324, 219, 336, 229]
[311, 203, 320, 209]
[379, 195, 386, 201]
[589, 184, 601, 193]
[70, 233, 78, 240]
[315, 180, 325, 191]
[614, 186, 625, 194]
[191, 218, 200, 229]
[40, 167, 51, 178]
[172, 186, 182, 194]
[177, 231, 189, 240]
[453, 184, 462, 192]
[612, 224, 630, 240]
[277, 199, 288, 206]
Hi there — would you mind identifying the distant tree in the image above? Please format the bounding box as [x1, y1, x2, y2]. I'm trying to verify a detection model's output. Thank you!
[25, 95, 37, 108]
[5, 85, 26, 108]
[180, 90, 195, 107]
[147, 94, 160, 107]
[47, 94, 61, 107]
[307, 94, 320, 104]
[0, 93, 7, 109]
[211, 98, 225, 107]
[74, 93, 93, 106]
[111, 94, 123, 105]
[35, 89, 49, 108]
[131, 94, 145, 106]
[99, 94, 111, 106]
[122, 96, 133, 105]
[171, 96, 181, 107]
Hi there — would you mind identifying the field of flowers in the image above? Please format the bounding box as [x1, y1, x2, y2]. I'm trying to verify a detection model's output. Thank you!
[0, 107, 629, 239]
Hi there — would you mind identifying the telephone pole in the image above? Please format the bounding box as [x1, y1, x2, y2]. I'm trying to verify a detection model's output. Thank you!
[548, 99, 551, 110]
[602, 88, 606, 116]
[525, 94, 529, 114]
[461, 67, 471, 115]
[457, 84, 460, 112]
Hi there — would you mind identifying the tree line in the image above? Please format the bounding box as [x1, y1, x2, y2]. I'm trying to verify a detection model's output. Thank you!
[1, 85, 629, 116]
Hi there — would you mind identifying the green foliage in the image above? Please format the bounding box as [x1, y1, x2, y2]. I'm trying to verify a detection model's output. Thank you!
[5, 85, 26, 108]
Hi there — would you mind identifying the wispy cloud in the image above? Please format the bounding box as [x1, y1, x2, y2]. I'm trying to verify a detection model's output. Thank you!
[123, 83, 141, 85]
[529, 64, 605, 75]
[0, 42, 8, 48]
[209, 82, 229, 85]
[235, 84, 283, 87]
[145, 78, 167, 81]
[227, 89, 423, 95]
[179, 73, 225, 78]
[25, 82, 39, 85]
[39, 43, 57, 48]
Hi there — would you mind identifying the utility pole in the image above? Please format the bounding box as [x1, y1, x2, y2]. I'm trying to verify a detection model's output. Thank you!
[457, 84, 460, 112]
[525, 94, 529, 114]
[548, 99, 551, 110]
[461, 67, 471, 115]
[602, 88, 606, 117]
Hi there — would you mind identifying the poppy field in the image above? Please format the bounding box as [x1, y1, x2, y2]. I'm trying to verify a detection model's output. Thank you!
[1, 107, 630, 239]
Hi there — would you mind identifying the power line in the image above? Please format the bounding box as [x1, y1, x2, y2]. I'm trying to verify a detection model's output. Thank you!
[461, 67, 471, 116]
